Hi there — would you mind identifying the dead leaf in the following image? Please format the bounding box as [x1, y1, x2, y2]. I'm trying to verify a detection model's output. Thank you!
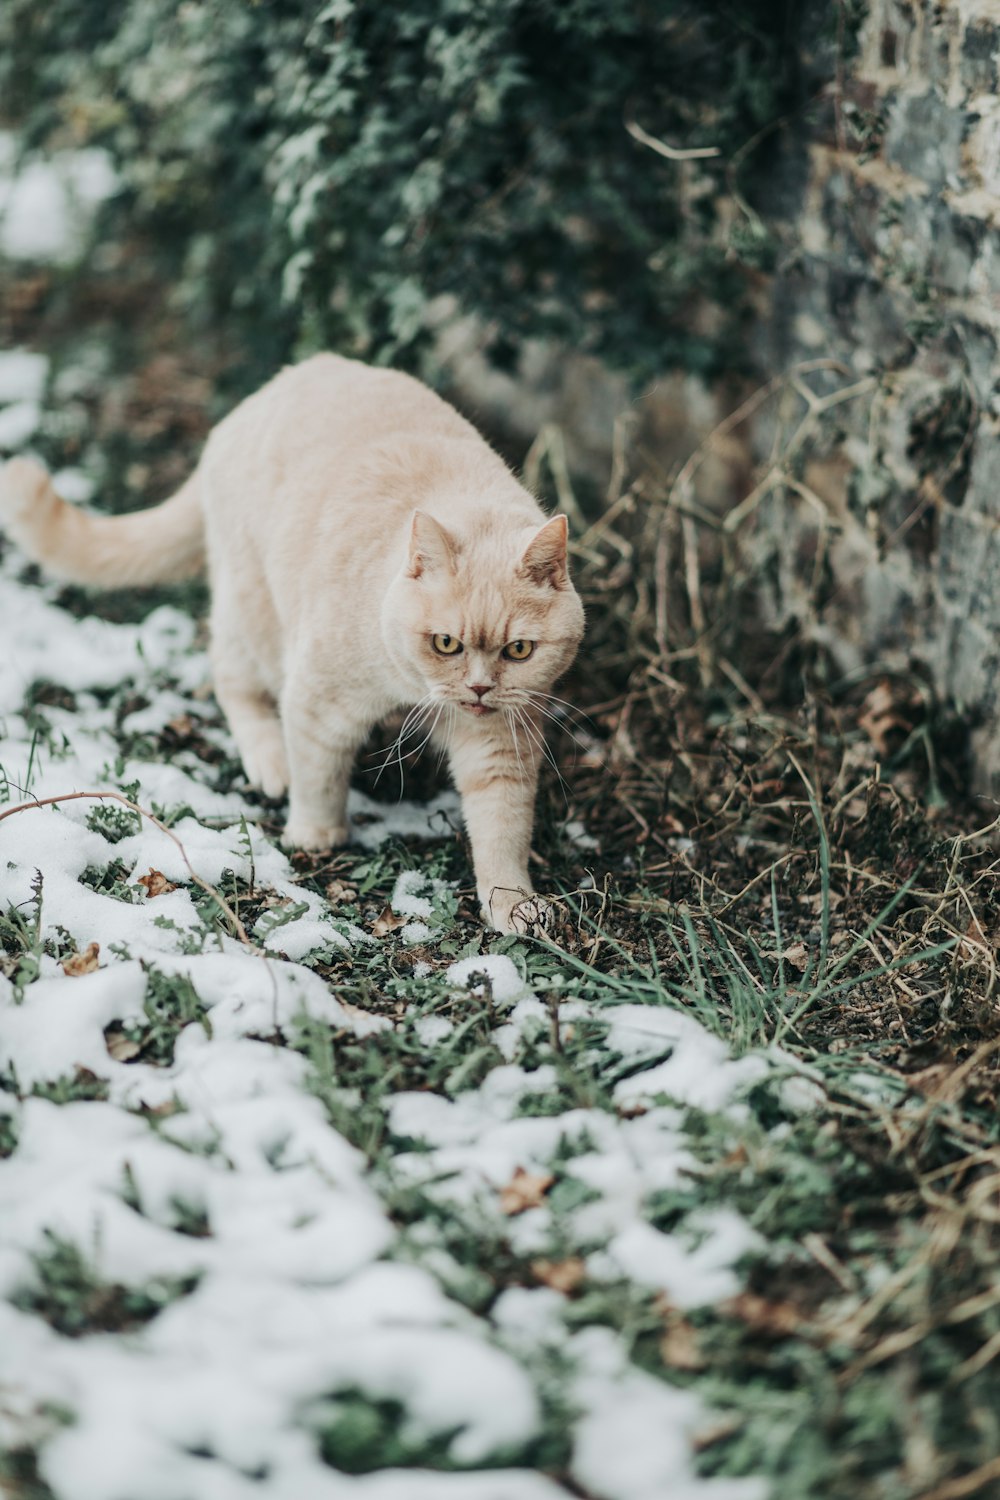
[806, 890, 844, 914]
[780, 942, 809, 971]
[165, 714, 196, 738]
[530, 1257, 586, 1294]
[325, 880, 358, 905]
[62, 942, 100, 977]
[857, 678, 916, 759]
[660, 1316, 707, 1371]
[499, 1166, 555, 1216]
[691, 1414, 743, 1452]
[371, 905, 407, 937]
[105, 1029, 141, 1063]
[722, 1291, 802, 1338]
[958, 914, 992, 964]
[137, 868, 176, 899]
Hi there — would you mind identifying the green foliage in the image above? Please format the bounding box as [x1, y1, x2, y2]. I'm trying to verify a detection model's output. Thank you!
[13, 1228, 198, 1337]
[0, 0, 800, 388]
[0, 873, 46, 999]
[312, 1391, 461, 1474]
[112, 965, 211, 1064]
[31, 1069, 110, 1105]
[85, 786, 142, 844]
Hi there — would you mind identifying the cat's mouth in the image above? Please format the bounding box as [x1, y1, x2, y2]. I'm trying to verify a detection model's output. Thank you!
[461, 701, 497, 717]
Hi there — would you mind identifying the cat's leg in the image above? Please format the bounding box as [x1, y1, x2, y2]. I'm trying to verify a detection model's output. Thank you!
[280, 676, 367, 851]
[443, 713, 547, 934]
[210, 621, 288, 799]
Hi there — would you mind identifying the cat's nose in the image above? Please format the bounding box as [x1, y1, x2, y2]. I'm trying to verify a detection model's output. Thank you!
[469, 683, 494, 699]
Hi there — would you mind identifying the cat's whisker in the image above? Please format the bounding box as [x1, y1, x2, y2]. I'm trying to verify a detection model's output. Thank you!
[370, 704, 426, 777]
[517, 695, 594, 751]
[403, 701, 446, 770]
[370, 695, 436, 785]
[515, 688, 593, 729]
[505, 708, 528, 786]
[511, 704, 571, 806]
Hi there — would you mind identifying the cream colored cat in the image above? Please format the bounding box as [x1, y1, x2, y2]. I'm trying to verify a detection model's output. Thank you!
[0, 354, 584, 932]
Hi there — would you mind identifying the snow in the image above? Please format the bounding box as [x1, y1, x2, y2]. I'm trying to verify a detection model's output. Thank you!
[571, 1328, 764, 1500]
[607, 1004, 770, 1112]
[0, 349, 48, 405]
[0, 132, 119, 264]
[446, 953, 531, 1004]
[391, 868, 434, 918]
[599, 1212, 764, 1308]
[0, 400, 41, 450]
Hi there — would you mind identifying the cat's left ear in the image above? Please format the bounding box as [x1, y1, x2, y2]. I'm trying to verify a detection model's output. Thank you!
[408, 510, 457, 578]
[520, 514, 569, 588]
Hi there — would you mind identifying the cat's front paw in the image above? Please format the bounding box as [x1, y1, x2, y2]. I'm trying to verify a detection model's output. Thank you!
[242, 741, 289, 801]
[282, 817, 350, 853]
[481, 886, 553, 936]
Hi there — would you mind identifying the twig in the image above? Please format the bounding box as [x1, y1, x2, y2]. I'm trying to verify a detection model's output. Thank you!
[625, 116, 720, 162]
[0, 791, 255, 949]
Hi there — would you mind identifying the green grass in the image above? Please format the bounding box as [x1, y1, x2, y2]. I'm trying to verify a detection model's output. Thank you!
[3, 283, 1000, 1495]
[13, 1230, 199, 1339]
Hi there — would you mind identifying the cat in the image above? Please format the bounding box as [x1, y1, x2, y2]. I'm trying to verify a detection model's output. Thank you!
[0, 354, 585, 933]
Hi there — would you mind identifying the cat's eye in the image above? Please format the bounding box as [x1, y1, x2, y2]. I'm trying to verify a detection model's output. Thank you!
[432, 633, 463, 656]
[502, 640, 535, 661]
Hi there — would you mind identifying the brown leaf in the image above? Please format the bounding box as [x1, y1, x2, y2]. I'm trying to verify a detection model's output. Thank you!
[857, 678, 916, 759]
[691, 1414, 743, 1452]
[105, 1029, 141, 1063]
[62, 942, 100, 977]
[137, 868, 176, 899]
[530, 1257, 586, 1294]
[371, 905, 407, 937]
[780, 942, 809, 971]
[325, 880, 358, 905]
[499, 1166, 555, 1216]
[806, 890, 843, 914]
[958, 914, 992, 964]
[660, 1315, 707, 1371]
[722, 1291, 802, 1338]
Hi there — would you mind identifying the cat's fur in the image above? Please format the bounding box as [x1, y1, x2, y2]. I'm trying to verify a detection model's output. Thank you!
[0, 354, 584, 932]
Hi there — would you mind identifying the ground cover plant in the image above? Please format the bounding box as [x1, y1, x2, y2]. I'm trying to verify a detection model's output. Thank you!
[3, 95, 1000, 1500]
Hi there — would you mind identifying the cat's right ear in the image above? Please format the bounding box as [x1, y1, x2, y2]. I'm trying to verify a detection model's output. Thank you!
[407, 510, 456, 578]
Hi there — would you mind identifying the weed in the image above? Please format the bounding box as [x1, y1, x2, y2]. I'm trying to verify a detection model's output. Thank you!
[85, 781, 142, 842]
[108, 965, 211, 1066]
[0, 873, 45, 999]
[31, 1069, 109, 1106]
[78, 861, 136, 902]
[13, 1229, 199, 1338]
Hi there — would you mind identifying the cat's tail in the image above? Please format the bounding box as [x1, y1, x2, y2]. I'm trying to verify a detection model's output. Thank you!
[0, 456, 205, 588]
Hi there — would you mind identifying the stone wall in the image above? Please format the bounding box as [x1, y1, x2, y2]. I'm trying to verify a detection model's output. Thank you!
[747, 0, 1000, 787]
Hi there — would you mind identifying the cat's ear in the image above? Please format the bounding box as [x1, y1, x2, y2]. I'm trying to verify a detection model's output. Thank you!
[519, 514, 569, 588]
[408, 510, 456, 578]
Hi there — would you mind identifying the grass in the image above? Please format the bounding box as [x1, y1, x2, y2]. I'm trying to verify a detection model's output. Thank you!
[4, 247, 1000, 1499]
[273, 694, 1000, 1499]
[12, 1229, 199, 1339]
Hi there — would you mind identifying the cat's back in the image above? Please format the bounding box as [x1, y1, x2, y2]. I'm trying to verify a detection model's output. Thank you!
[202, 353, 521, 544]
[211, 353, 477, 468]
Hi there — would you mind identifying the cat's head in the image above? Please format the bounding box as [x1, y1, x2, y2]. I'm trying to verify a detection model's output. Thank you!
[386, 509, 584, 719]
